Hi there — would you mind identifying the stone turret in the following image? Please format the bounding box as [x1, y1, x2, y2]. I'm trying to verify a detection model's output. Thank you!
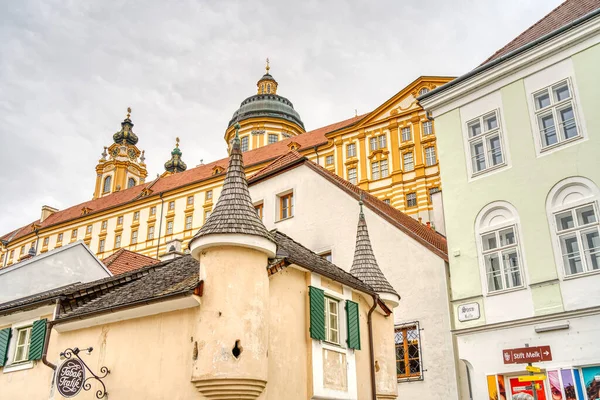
[350, 197, 399, 398]
[189, 124, 275, 399]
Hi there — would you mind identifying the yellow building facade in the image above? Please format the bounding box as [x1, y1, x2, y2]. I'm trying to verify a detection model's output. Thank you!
[0, 64, 452, 264]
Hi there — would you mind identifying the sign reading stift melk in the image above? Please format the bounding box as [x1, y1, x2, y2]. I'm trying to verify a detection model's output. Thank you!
[56, 358, 86, 398]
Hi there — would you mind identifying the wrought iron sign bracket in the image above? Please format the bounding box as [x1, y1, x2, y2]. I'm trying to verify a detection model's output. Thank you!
[59, 347, 110, 399]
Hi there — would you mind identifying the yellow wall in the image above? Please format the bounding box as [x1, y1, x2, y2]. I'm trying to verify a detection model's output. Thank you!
[0, 77, 450, 267]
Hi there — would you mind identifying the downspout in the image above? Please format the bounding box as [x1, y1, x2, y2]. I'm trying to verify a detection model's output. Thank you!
[34, 229, 40, 255]
[1, 240, 7, 268]
[42, 298, 60, 370]
[367, 294, 379, 400]
[313, 145, 319, 165]
[155, 192, 165, 259]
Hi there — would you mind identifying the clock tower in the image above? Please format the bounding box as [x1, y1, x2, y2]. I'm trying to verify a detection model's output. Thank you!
[93, 108, 148, 199]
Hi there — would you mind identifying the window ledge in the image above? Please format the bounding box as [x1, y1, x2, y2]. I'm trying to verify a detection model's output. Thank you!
[562, 268, 600, 281]
[275, 216, 294, 223]
[485, 285, 526, 297]
[3, 361, 34, 373]
[321, 341, 347, 353]
[397, 375, 424, 383]
[539, 135, 583, 154]
[470, 162, 508, 179]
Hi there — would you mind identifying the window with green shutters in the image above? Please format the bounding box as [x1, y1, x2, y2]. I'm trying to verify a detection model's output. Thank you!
[0, 327, 12, 367]
[309, 286, 361, 351]
[346, 300, 361, 350]
[309, 286, 326, 341]
[28, 319, 47, 361]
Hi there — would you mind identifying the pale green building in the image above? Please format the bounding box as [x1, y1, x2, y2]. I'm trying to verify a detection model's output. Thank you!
[420, 1, 600, 399]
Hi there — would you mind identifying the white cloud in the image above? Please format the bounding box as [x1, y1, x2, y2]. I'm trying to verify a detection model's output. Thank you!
[0, 0, 563, 233]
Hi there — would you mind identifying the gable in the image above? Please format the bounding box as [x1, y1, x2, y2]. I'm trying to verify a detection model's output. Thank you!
[0, 243, 111, 304]
[351, 76, 454, 128]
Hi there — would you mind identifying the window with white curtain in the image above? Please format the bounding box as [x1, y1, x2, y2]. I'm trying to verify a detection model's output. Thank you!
[476, 202, 525, 294]
[547, 177, 600, 277]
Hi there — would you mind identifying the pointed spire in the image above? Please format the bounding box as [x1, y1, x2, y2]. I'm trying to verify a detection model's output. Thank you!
[164, 137, 187, 173]
[265, 57, 270, 74]
[190, 123, 272, 242]
[257, 59, 278, 95]
[350, 195, 398, 297]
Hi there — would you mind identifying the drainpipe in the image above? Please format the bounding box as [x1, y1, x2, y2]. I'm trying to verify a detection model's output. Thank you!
[1, 240, 7, 268]
[313, 145, 319, 165]
[34, 229, 41, 256]
[42, 299, 61, 370]
[155, 193, 165, 259]
[367, 294, 379, 400]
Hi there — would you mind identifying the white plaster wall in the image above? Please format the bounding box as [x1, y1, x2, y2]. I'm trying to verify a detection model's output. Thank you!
[249, 164, 459, 400]
[457, 312, 600, 400]
[0, 243, 110, 303]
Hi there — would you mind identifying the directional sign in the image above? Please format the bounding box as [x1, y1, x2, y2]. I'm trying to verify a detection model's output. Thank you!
[518, 374, 547, 382]
[526, 365, 542, 373]
[502, 345, 552, 364]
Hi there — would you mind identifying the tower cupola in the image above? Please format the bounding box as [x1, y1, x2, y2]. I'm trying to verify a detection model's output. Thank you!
[164, 137, 187, 174]
[256, 58, 278, 95]
[112, 107, 139, 145]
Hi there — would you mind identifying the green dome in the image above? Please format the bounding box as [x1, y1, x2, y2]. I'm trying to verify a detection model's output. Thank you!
[228, 93, 304, 129]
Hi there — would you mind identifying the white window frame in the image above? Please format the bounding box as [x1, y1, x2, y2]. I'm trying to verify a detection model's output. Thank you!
[547, 177, 600, 279]
[325, 155, 334, 165]
[465, 110, 506, 177]
[324, 296, 340, 345]
[348, 168, 357, 185]
[380, 159, 389, 178]
[3, 318, 38, 373]
[277, 190, 294, 221]
[268, 133, 278, 144]
[475, 202, 527, 295]
[424, 147, 437, 166]
[131, 230, 138, 244]
[369, 137, 377, 152]
[422, 121, 433, 136]
[166, 221, 174, 235]
[98, 239, 105, 252]
[347, 143, 356, 158]
[401, 126, 412, 142]
[185, 215, 193, 230]
[147, 226, 155, 240]
[371, 161, 380, 180]
[532, 78, 582, 152]
[406, 193, 417, 208]
[187, 196, 194, 206]
[114, 234, 121, 248]
[378, 134, 387, 149]
[240, 136, 249, 152]
[403, 152, 414, 172]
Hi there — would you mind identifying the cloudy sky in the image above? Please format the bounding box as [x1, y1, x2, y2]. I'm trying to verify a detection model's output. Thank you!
[0, 0, 563, 233]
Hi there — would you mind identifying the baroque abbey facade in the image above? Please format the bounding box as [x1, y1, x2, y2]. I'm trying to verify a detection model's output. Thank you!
[0, 64, 451, 264]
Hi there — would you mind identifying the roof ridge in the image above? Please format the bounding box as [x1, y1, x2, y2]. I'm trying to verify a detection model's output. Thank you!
[271, 229, 374, 291]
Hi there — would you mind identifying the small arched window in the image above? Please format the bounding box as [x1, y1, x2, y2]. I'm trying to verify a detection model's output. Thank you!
[475, 202, 525, 293]
[267, 84, 271, 94]
[419, 87, 429, 96]
[547, 177, 600, 277]
[103, 176, 112, 193]
[127, 178, 136, 189]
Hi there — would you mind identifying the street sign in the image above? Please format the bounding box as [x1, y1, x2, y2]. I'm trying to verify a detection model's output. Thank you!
[518, 374, 547, 382]
[502, 345, 552, 364]
[526, 365, 542, 373]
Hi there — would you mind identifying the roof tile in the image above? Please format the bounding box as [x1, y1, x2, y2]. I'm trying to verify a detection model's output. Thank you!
[102, 248, 159, 275]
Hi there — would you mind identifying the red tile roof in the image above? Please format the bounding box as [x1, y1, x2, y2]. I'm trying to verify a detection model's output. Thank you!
[102, 248, 159, 275]
[1, 115, 364, 244]
[483, 0, 600, 64]
[249, 151, 448, 261]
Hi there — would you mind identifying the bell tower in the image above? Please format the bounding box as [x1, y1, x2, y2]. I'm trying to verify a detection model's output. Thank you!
[93, 108, 148, 199]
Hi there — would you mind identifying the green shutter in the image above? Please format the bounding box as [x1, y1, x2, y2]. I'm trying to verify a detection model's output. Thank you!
[309, 286, 326, 341]
[0, 327, 11, 367]
[346, 300, 361, 350]
[28, 319, 47, 361]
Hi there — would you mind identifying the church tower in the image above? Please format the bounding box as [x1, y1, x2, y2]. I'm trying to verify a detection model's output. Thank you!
[224, 59, 305, 152]
[93, 108, 148, 199]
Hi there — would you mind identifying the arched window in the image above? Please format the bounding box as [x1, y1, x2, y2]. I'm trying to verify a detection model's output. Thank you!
[127, 177, 136, 189]
[267, 84, 271, 94]
[475, 202, 525, 293]
[103, 176, 112, 193]
[547, 177, 600, 277]
[419, 87, 429, 96]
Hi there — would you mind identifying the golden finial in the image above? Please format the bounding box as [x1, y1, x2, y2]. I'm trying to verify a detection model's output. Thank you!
[126, 107, 131, 119]
[266, 57, 270, 73]
[175, 137, 180, 147]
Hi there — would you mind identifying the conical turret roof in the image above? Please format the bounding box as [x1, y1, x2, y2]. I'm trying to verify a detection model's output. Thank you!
[190, 124, 273, 242]
[350, 200, 398, 297]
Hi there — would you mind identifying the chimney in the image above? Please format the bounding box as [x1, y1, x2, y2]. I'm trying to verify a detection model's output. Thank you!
[159, 239, 185, 262]
[40, 205, 58, 223]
